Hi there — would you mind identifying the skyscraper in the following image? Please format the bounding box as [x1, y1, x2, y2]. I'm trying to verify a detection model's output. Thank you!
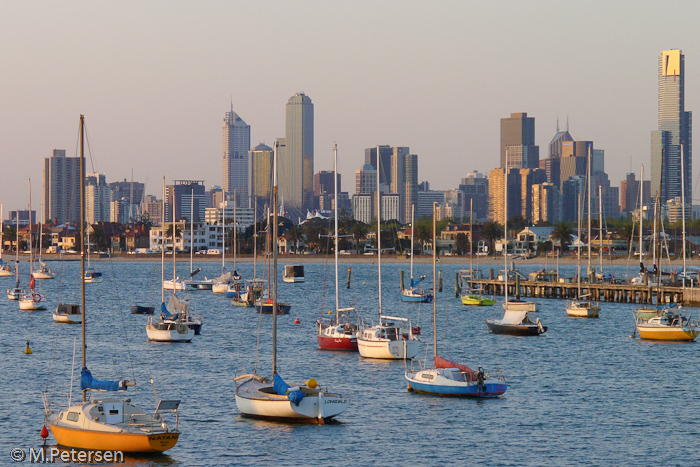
[280, 93, 314, 217]
[86, 173, 111, 223]
[43, 149, 80, 225]
[651, 49, 692, 205]
[500, 112, 539, 169]
[222, 105, 251, 206]
[248, 143, 273, 217]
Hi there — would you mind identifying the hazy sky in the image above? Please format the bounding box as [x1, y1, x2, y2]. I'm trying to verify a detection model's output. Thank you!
[2, 0, 699, 212]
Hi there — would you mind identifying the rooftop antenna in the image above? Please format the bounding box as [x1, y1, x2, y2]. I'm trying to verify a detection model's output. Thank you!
[566, 114, 569, 132]
[556, 115, 560, 133]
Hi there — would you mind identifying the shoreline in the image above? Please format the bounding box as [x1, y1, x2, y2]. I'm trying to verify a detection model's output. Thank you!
[21, 252, 700, 266]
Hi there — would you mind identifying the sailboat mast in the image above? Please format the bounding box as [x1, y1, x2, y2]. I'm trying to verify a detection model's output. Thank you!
[504, 169, 508, 305]
[639, 165, 644, 263]
[587, 145, 592, 279]
[233, 189, 237, 274]
[681, 144, 687, 285]
[272, 142, 279, 377]
[79, 115, 87, 392]
[469, 198, 473, 272]
[334, 144, 339, 322]
[28, 178, 32, 273]
[221, 188, 226, 274]
[577, 191, 582, 298]
[599, 185, 603, 275]
[410, 203, 414, 280]
[161, 177, 165, 304]
[432, 202, 437, 358]
[190, 191, 194, 274]
[253, 198, 257, 279]
[172, 191, 176, 284]
[377, 145, 382, 319]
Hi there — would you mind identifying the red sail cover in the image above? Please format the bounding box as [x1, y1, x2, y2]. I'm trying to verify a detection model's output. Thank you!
[434, 355, 477, 381]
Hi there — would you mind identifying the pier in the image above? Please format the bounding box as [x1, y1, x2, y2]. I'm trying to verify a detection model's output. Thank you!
[463, 277, 700, 306]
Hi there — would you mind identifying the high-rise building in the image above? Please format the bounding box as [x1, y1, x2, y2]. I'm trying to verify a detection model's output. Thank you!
[488, 168, 521, 224]
[652, 49, 692, 205]
[222, 105, 251, 206]
[458, 172, 489, 221]
[365, 145, 393, 186]
[109, 178, 145, 224]
[519, 168, 547, 221]
[559, 141, 590, 190]
[500, 112, 538, 169]
[43, 149, 80, 225]
[390, 148, 417, 224]
[280, 93, 314, 217]
[86, 173, 111, 223]
[532, 183, 560, 224]
[166, 180, 206, 222]
[620, 172, 651, 216]
[248, 143, 273, 217]
[355, 164, 377, 194]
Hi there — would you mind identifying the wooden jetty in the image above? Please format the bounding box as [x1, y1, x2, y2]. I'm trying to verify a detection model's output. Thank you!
[464, 277, 700, 307]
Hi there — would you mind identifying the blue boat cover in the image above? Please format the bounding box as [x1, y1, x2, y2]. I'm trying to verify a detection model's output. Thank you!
[80, 367, 127, 392]
[273, 374, 305, 406]
[161, 302, 171, 318]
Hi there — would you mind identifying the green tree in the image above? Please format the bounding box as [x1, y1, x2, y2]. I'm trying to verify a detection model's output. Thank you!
[479, 221, 503, 255]
[455, 232, 470, 255]
[550, 222, 574, 252]
[351, 222, 369, 252]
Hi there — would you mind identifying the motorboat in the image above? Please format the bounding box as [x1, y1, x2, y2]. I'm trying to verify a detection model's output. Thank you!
[283, 264, 305, 283]
[52, 303, 82, 323]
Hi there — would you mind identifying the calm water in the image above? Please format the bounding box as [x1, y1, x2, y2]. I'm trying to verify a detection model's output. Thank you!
[2, 258, 700, 466]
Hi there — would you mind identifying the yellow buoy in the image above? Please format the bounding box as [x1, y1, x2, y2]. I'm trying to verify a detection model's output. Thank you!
[305, 378, 318, 389]
[24, 341, 32, 354]
[328, 310, 332, 315]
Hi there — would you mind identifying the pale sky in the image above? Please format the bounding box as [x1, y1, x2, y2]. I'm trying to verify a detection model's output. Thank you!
[2, 0, 699, 213]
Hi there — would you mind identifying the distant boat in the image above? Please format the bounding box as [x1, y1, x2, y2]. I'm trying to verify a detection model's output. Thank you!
[400, 204, 432, 303]
[635, 308, 699, 341]
[283, 264, 305, 283]
[130, 305, 155, 315]
[566, 183, 598, 318]
[52, 303, 82, 324]
[19, 180, 48, 311]
[0, 203, 15, 277]
[460, 200, 493, 307]
[485, 171, 545, 336]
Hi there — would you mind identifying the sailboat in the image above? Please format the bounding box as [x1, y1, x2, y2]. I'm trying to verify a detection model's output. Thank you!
[33, 181, 56, 279]
[357, 146, 420, 360]
[83, 224, 103, 283]
[212, 190, 239, 294]
[163, 195, 185, 291]
[6, 215, 23, 300]
[486, 169, 546, 335]
[317, 145, 358, 350]
[0, 203, 16, 277]
[19, 179, 48, 311]
[44, 115, 182, 452]
[406, 202, 507, 396]
[461, 198, 495, 306]
[146, 177, 196, 342]
[400, 204, 433, 303]
[183, 191, 212, 290]
[566, 175, 599, 318]
[235, 141, 349, 423]
[233, 200, 263, 307]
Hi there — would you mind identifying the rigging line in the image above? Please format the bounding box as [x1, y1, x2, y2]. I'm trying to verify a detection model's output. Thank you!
[82, 120, 99, 175]
[106, 256, 138, 383]
[253, 288, 264, 375]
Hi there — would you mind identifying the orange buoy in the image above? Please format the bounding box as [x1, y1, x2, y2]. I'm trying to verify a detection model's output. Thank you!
[293, 318, 301, 324]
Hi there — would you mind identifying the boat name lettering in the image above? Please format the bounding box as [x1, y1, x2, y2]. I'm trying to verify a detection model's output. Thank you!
[324, 399, 348, 404]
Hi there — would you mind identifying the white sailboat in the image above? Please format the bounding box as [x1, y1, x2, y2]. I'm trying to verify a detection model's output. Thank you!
[235, 141, 349, 423]
[146, 177, 195, 342]
[19, 178, 48, 311]
[45, 115, 182, 452]
[33, 179, 56, 279]
[317, 144, 358, 350]
[184, 191, 212, 290]
[163, 194, 185, 291]
[405, 202, 507, 397]
[83, 224, 102, 284]
[0, 202, 16, 277]
[400, 204, 432, 303]
[357, 146, 420, 360]
[6, 215, 23, 300]
[566, 165, 599, 319]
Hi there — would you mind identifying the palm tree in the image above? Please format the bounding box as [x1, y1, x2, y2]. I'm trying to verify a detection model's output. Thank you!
[550, 222, 574, 253]
[285, 225, 303, 254]
[416, 223, 432, 254]
[351, 222, 368, 253]
[479, 221, 503, 255]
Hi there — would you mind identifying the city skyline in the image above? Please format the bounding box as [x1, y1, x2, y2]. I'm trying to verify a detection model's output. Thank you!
[1, 2, 699, 210]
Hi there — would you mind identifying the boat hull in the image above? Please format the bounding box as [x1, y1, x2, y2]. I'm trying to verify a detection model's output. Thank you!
[485, 319, 546, 336]
[19, 299, 48, 310]
[357, 338, 420, 359]
[400, 290, 433, 302]
[33, 272, 55, 280]
[636, 325, 699, 341]
[461, 295, 496, 306]
[130, 306, 155, 315]
[235, 376, 348, 422]
[52, 312, 82, 323]
[146, 325, 194, 342]
[211, 284, 228, 294]
[566, 302, 599, 318]
[48, 423, 179, 453]
[317, 335, 358, 351]
[255, 303, 291, 314]
[283, 277, 305, 283]
[405, 371, 506, 397]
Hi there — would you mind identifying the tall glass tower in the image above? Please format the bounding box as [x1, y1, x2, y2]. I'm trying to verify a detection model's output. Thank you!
[280, 93, 314, 217]
[651, 49, 692, 206]
[222, 104, 251, 206]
